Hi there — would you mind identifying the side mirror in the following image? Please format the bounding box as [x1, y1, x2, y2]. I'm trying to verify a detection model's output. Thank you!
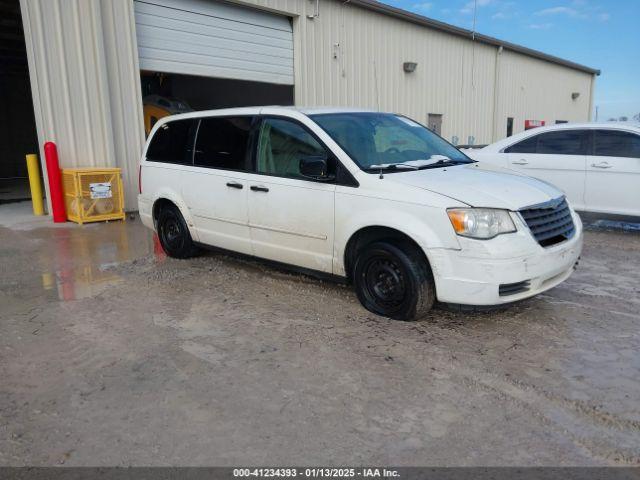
[300, 155, 335, 181]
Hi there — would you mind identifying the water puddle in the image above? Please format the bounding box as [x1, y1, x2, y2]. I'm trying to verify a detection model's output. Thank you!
[40, 265, 124, 301]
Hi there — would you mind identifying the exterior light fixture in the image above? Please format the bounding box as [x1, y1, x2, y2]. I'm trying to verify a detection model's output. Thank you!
[571, 92, 580, 100]
[403, 62, 417, 73]
[307, 0, 319, 19]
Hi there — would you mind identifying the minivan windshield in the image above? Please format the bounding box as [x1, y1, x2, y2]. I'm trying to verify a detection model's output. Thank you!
[310, 112, 473, 172]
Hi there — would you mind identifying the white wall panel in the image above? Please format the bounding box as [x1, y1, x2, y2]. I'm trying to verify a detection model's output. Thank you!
[20, 0, 145, 211]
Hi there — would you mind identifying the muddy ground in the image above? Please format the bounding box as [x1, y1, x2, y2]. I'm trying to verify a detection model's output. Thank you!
[0, 204, 639, 466]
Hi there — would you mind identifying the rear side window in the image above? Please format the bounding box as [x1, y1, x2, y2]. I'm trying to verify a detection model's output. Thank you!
[194, 116, 253, 170]
[505, 130, 587, 155]
[505, 135, 537, 153]
[146, 119, 196, 164]
[594, 130, 640, 158]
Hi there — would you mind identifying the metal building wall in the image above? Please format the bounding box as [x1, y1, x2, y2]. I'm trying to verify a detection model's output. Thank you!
[495, 49, 595, 136]
[242, 0, 496, 143]
[243, 0, 595, 142]
[20, 0, 144, 211]
[20, 0, 595, 213]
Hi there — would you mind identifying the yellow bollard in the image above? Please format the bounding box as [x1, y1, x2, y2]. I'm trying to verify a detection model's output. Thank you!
[26, 154, 45, 216]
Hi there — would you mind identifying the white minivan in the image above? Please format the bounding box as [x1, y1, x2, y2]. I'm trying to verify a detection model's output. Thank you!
[138, 107, 583, 320]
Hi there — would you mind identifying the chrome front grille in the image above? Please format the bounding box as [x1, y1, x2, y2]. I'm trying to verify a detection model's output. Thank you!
[519, 197, 575, 247]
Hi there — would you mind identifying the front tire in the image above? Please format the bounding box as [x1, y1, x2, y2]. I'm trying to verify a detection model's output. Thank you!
[353, 241, 435, 321]
[157, 205, 199, 259]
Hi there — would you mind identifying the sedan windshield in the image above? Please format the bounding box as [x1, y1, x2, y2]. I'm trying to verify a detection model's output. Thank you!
[310, 112, 473, 172]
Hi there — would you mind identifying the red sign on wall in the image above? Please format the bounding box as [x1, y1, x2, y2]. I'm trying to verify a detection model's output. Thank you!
[524, 120, 546, 130]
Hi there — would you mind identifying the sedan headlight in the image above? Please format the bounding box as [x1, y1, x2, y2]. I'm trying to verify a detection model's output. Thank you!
[447, 208, 516, 239]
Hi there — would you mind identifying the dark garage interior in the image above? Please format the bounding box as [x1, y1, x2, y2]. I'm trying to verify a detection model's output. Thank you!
[0, 0, 40, 203]
[140, 71, 294, 136]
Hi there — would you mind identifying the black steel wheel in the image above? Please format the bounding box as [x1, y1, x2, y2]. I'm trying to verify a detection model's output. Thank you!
[363, 257, 407, 309]
[157, 205, 199, 259]
[353, 241, 435, 321]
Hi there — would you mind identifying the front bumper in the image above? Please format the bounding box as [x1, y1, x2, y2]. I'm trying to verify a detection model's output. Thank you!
[429, 211, 583, 305]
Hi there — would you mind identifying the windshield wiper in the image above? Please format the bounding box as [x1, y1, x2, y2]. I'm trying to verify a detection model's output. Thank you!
[367, 163, 419, 171]
[369, 156, 466, 171]
[366, 163, 419, 179]
[367, 163, 418, 170]
[420, 159, 471, 169]
[366, 156, 471, 176]
[412, 156, 475, 169]
[407, 156, 468, 168]
[420, 159, 453, 168]
[400, 155, 452, 168]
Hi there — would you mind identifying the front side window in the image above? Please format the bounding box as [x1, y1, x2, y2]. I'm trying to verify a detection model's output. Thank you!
[537, 130, 587, 155]
[194, 116, 253, 170]
[594, 130, 640, 158]
[146, 119, 196, 164]
[256, 118, 330, 179]
[310, 112, 471, 172]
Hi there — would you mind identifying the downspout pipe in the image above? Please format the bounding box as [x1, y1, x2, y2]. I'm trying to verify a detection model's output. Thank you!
[491, 45, 503, 143]
[588, 73, 597, 121]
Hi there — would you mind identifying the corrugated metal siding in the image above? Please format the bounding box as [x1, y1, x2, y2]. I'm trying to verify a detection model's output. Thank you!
[236, 0, 594, 143]
[20, 0, 145, 211]
[496, 49, 595, 136]
[134, 0, 294, 85]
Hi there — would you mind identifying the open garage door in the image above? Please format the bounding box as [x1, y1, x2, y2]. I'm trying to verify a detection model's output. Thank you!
[0, 0, 40, 204]
[134, 0, 294, 85]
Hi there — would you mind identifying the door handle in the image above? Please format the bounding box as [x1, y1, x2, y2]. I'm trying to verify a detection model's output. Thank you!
[250, 185, 269, 192]
[591, 162, 612, 169]
[226, 182, 244, 189]
[512, 159, 529, 165]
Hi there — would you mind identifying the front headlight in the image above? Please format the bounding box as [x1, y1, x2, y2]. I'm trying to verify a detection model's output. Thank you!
[447, 208, 516, 239]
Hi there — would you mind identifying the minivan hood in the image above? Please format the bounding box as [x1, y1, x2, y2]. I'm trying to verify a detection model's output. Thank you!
[388, 162, 563, 210]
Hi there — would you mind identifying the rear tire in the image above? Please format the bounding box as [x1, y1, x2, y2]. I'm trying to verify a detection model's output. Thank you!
[157, 205, 199, 259]
[353, 241, 435, 321]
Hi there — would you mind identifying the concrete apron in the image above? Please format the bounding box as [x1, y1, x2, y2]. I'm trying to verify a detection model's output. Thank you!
[1, 200, 639, 465]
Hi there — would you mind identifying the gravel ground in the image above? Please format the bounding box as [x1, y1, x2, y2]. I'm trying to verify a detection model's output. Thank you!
[0, 206, 639, 466]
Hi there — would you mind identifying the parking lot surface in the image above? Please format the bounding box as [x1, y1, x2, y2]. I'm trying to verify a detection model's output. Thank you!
[1, 204, 639, 466]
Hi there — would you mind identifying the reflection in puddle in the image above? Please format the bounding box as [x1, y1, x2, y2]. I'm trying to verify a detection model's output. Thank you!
[153, 233, 167, 262]
[34, 221, 164, 302]
[42, 264, 123, 301]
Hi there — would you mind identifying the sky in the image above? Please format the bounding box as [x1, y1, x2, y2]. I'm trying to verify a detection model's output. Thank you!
[379, 0, 640, 121]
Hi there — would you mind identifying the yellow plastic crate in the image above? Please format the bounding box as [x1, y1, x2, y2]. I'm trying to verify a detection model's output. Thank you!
[61, 168, 126, 224]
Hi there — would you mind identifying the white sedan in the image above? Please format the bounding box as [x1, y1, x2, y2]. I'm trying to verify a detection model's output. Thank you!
[465, 123, 640, 217]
